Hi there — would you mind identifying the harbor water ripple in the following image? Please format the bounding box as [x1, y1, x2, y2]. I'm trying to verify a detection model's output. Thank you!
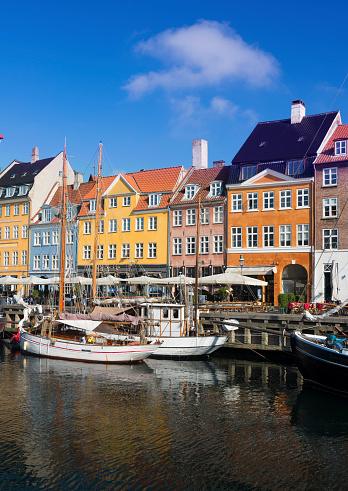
[1, 344, 348, 490]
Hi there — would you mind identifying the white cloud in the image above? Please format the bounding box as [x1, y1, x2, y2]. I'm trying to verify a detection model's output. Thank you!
[124, 20, 280, 98]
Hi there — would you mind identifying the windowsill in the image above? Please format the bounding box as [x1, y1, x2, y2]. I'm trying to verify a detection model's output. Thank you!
[322, 184, 337, 188]
[322, 216, 338, 220]
[230, 210, 242, 213]
[135, 229, 144, 232]
[247, 209, 259, 212]
[172, 225, 182, 227]
[278, 208, 292, 211]
[262, 208, 275, 212]
[295, 206, 310, 209]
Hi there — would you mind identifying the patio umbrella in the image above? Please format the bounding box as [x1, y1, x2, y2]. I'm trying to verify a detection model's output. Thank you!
[198, 271, 267, 286]
[155, 275, 195, 285]
[96, 275, 121, 286]
[124, 275, 158, 285]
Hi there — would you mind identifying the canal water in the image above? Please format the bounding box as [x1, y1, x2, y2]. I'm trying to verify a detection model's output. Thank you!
[1, 345, 348, 491]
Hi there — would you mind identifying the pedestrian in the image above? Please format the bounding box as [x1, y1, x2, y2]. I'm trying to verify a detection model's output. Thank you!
[229, 287, 234, 302]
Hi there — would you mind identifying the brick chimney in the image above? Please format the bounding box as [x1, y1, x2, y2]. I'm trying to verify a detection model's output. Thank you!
[291, 100, 305, 124]
[31, 147, 39, 163]
[213, 160, 225, 168]
[192, 139, 208, 169]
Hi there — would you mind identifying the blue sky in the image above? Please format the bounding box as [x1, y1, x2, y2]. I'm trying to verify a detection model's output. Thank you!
[1, 0, 347, 179]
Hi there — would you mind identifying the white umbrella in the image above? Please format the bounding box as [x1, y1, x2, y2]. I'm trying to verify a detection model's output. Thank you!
[96, 275, 121, 286]
[198, 271, 267, 286]
[155, 275, 195, 285]
[124, 275, 158, 285]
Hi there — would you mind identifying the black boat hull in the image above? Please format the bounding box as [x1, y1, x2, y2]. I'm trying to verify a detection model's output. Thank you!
[291, 331, 348, 395]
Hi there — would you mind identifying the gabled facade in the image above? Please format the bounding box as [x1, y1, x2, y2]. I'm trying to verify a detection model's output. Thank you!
[313, 125, 348, 303]
[0, 147, 74, 281]
[227, 100, 341, 302]
[77, 166, 186, 278]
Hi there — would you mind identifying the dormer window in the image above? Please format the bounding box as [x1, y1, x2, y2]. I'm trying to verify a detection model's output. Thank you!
[241, 165, 257, 180]
[90, 200, 96, 212]
[210, 181, 222, 197]
[21, 172, 27, 177]
[287, 160, 304, 175]
[42, 208, 51, 223]
[149, 193, 161, 207]
[259, 141, 267, 147]
[185, 185, 197, 200]
[298, 136, 305, 142]
[10, 174, 16, 179]
[18, 185, 27, 196]
[335, 140, 347, 156]
[33, 170, 39, 175]
[67, 205, 73, 220]
[5, 187, 14, 197]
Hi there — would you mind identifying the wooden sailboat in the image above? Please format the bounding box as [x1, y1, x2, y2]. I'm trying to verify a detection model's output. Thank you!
[19, 143, 159, 363]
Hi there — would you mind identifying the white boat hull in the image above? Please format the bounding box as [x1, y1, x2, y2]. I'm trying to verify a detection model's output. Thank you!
[20, 330, 158, 364]
[148, 335, 228, 358]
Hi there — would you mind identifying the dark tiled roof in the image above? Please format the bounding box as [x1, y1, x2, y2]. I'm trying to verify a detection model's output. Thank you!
[0, 156, 56, 186]
[232, 111, 339, 165]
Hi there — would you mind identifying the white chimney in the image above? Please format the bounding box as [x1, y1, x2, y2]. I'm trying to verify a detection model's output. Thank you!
[192, 139, 208, 169]
[291, 100, 306, 124]
[73, 171, 83, 190]
[31, 147, 39, 163]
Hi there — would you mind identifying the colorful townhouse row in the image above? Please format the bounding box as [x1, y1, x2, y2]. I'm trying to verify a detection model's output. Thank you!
[1, 100, 347, 305]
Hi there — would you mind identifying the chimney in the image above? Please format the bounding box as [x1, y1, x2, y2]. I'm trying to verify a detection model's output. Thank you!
[192, 139, 208, 169]
[73, 171, 83, 190]
[31, 147, 39, 163]
[291, 100, 305, 124]
[213, 160, 225, 168]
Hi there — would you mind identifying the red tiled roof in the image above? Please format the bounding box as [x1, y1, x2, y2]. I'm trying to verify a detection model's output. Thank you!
[133, 193, 171, 212]
[125, 166, 185, 193]
[49, 180, 95, 207]
[316, 125, 348, 164]
[83, 176, 115, 200]
[171, 165, 231, 205]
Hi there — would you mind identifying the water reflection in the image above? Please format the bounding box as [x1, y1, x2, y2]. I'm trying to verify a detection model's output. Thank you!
[1, 349, 348, 490]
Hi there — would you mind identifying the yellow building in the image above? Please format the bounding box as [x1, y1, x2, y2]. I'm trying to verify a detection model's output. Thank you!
[77, 167, 186, 278]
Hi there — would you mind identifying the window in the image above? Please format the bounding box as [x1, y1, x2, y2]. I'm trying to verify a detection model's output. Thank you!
[121, 243, 130, 258]
[200, 236, 209, 254]
[136, 217, 144, 231]
[148, 243, 157, 258]
[43, 209, 51, 222]
[263, 226, 274, 247]
[5, 187, 14, 197]
[33, 255, 40, 269]
[231, 227, 242, 248]
[185, 185, 196, 200]
[43, 231, 50, 245]
[21, 251, 28, 266]
[173, 210, 182, 226]
[18, 185, 26, 196]
[13, 203, 19, 216]
[5, 227, 10, 240]
[135, 243, 143, 259]
[122, 218, 130, 232]
[97, 245, 104, 260]
[231, 193, 242, 212]
[33, 232, 40, 245]
[173, 238, 182, 255]
[98, 220, 104, 234]
[148, 216, 157, 230]
[12, 251, 18, 266]
[335, 140, 347, 155]
[123, 196, 131, 207]
[247, 226, 258, 248]
[4, 251, 9, 266]
[109, 219, 117, 233]
[52, 231, 59, 245]
[279, 190, 292, 209]
[89, 200, 96, 212]
[186, 209, 196, 226]
[66, 255, 73, 270]
[5, 205, 10, 216]
[67, 206, 73, 221]
[279, 225, 291, 247]
[13, 226, 19, 239]
[263, 191, 275, 210]
[109, 244, 117, 259]
[323, 198, 338, 218]
[83, 245, 91, 260]
[186, 237, 196, 255]
[110, 197, 117, 208]
[52, 255, 59, 269]
[23, 202, 28, 215]
[84, 221, 91, 234]
[200, 207, 209, 224]
[241, 165, 257, 180]
[323, 168, 338, 186]
[297, 188, 309, 208]
[67, 230, 74, 243]
[323, 229, 338, 249]
[210, 181, 222, 197]
[42, 255, 49, 269]
[297, 224, 309, 246]
[214, 206, 223, 223]
[213, 235, 223, 253]
[149, 194, 161, 207]
[247, 192, 258, 210]
[287, 160, 304, 175]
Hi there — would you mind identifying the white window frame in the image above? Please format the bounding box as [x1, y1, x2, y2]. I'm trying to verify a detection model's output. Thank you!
[287, 160, 304, 175]
[52, 231, 59, 245]
[13, 226, 19, 239]
[122, 218, 130, 232]
[23, 202, 28, 215]
[247, 192, 258, 211]
[173, 210, 182, 227]
[263, 191, 275, 210]
[186, 209, 196, 226]
[200, 207, 209, 225]
[297, 224, 309, 246]
[173, 237, 182, 255]
[109, 219, 117, 233]
[200, 236, 209, 254]
[323, 198, 338, 218]
[263, 226, 274, 247]
[97, 245, 104, 260]
[5, 187, 14, 198]
[149, 193, 161, 207]
[186, 237, 196, 255]
[34, 232, 41, 246]
[148, 243, 157, 258]
[43, 231, 50, 245]
[83, 245, 91, 260]
[231, 194, 242, 212]
[123, 196, 131, 207]
[42, 255, 49, 269]
[110, 197, 117, 208]
[21, 250, 28, 266]
[13, 203, 19, 216]
[213, 235, 223, 253]
[84, 221, 91, 234]
[12, 251, 18, 266]
[279, 190, 292, 209]
[247, 226, 258, 248]
[67, 229, 74, 244]
[52, 254, 59, 269]
[214, 206, 223, 223]
[185, 185, 196, 200]
[136, 217, 144, 231]
[323, 168, 338, 186]
[43, 209, 51, 222]
[108, 244, 117, 259]
[297, 188, 309, 208]
[33, 255, 40, 270]
[121, 243, 130, 258]
[148, 216, 157, 231]
[241, 165, 257, 180]
[135, 243, 143, 259]
[323, 229, 338, 249]
[210, 181, 222, 197]
[89, 200, 96, 212]
[5, 205, 10, 217]
[335, 140, 347, 156]
[231, 227, 242, 248]
[279, 225, 291, 247]
[22, 225, 28, 239]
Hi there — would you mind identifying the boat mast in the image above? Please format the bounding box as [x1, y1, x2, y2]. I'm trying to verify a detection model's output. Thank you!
[59, 145, 68, 312]
[194, 193, 201, 331]
[92, 142, 102, 300]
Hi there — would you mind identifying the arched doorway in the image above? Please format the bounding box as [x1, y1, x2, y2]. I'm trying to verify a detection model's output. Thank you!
[282, 264, 307, 298]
